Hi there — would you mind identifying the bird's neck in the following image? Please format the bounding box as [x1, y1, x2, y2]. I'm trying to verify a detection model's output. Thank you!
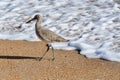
[35, 18, 42, 30]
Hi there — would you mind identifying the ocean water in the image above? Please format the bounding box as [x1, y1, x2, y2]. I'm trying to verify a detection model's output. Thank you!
[0, 0, 120, 62]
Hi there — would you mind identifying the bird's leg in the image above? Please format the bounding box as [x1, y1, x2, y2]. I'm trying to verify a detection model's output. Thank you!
[51, 44, 55, 61]
[36, 44, 50, 61]
[50, 38, 55, 60]
[44, 43, 55, 61]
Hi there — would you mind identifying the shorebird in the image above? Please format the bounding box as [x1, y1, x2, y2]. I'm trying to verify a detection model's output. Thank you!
[25, 14, 69, 61]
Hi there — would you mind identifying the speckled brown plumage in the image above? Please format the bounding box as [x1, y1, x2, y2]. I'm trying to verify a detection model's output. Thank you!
[26, 14, 69, 61]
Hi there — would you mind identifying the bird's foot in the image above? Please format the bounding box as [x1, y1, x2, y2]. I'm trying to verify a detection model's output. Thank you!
[52, 57, 55, 61]
[36, 57, 43, 61]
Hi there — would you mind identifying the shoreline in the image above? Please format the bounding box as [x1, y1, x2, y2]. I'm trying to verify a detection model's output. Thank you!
[0, 40, 120, 80]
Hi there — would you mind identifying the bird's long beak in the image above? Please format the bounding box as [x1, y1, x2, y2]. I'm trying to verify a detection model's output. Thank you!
[25, 17, 35, 23]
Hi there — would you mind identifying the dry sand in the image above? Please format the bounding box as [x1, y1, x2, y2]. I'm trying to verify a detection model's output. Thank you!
[0, 40, 120, 80]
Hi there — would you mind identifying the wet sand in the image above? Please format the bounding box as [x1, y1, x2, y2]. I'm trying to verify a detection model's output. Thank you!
[0, 40, 120, 80]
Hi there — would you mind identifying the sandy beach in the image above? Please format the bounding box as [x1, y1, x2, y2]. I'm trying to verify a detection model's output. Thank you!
[0, 40, 119, 80]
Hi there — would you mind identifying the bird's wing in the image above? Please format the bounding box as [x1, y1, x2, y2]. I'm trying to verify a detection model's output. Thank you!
[41, 29, 68, 42]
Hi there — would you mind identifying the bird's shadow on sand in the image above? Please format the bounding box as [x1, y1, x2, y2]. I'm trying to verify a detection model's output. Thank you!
[0, 55, 37, 60]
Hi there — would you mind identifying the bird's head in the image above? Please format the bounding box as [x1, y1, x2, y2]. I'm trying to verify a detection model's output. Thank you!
[25, 14, 41, 23]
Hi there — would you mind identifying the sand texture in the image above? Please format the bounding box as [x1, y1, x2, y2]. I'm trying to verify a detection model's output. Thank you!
[0, 40, 119, 80]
